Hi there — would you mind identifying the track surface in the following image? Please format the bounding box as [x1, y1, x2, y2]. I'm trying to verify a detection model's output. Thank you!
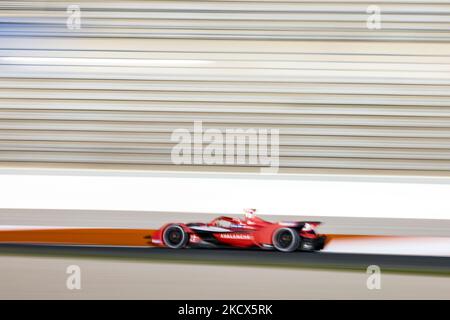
[2, 209, 450, 257]
[1, 244, 449, 275]
[0, 244, 449, 299]
[2, 254, 449, 299]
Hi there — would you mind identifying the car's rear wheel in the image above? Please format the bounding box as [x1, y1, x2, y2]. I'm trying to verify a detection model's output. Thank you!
[272, 228, 300, 252]
[162, 224, 189, 249]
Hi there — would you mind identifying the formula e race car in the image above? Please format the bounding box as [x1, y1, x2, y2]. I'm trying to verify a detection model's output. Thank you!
[151, 209, 326, 252]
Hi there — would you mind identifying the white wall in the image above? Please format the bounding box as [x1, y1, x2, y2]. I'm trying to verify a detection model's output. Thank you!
[0, 170, 449, 220]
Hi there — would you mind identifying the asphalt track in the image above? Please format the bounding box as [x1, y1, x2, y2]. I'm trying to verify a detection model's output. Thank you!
[2, 254, 449, 299]
[1, 211, 449, 299]
[0, 244, 449, 275]
[0, 244, 449, 299]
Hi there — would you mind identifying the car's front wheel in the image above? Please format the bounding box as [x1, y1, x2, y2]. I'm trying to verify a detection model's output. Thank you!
[272, 228, 300, 252]
[162, 224, 189, 249]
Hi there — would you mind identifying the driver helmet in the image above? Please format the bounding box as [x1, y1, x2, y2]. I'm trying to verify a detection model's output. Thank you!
[244, 208, 257, 219]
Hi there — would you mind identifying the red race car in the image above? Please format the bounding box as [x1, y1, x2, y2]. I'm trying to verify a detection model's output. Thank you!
[151, 209, 326, 253]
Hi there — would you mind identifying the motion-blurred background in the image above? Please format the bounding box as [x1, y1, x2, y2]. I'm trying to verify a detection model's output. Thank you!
[1, 0, 450, 175]
[0, 1, 449, 299]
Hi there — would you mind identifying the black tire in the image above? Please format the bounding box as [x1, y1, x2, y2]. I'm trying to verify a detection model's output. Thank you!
[162, 224, 189, 249]
[272, 228, 301, 252]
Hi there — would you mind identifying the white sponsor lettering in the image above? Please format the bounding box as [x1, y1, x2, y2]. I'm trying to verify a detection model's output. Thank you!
[219, 233, 252, 240]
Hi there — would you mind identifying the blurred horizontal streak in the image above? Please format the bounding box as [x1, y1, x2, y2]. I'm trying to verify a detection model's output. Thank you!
[1, 141, 450, 160]
[0, 228, 153, 247]
[1, 152, 450, 171]
[1, 0, 450, 41]
[5, 57, 450, 71]
[2, 89, 450, 106]
[1, 131, 449, 148]
[3, 38, 450, 54]
[0, 110, 449, 127]
[1, 162, 450, 177]
[2, 80, 450, 97]
[2, 99, 450, 117]
[0, 121, 449, 137]
[0, 1, 450, 174]
[2, 50, 450, 63]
